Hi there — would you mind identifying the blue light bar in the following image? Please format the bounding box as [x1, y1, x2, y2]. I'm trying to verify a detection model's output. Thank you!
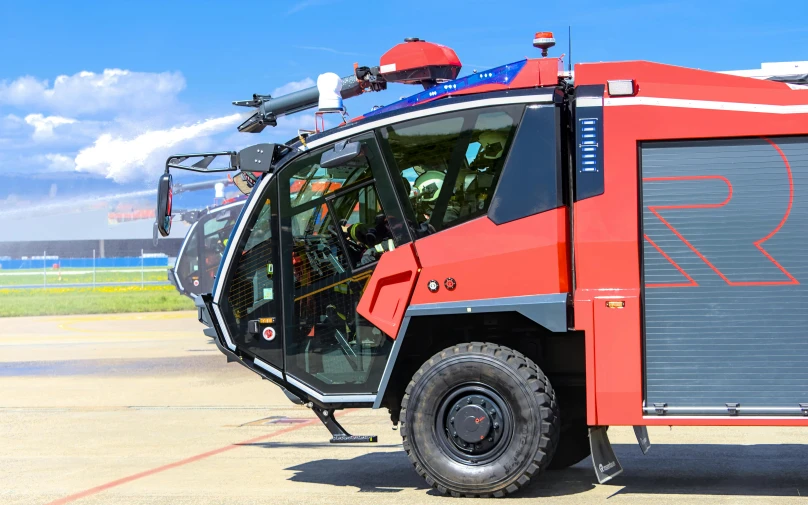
[363, 59, 528, 119]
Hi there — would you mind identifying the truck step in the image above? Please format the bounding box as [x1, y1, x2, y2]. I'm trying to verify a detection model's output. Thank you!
[330, 435, 378, 443]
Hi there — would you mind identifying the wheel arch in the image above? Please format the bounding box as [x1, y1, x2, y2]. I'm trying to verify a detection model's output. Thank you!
[374, 294, 584, 419]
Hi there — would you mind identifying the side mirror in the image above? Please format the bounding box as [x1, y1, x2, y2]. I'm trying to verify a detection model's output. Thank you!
[156, 173, 173, 237]
[320, 141, 363, 169]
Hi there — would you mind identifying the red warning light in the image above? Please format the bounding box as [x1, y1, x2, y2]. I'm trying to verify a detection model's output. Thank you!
[533, 31, 556, 57]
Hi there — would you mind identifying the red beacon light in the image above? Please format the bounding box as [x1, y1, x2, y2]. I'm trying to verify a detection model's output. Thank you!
[533, 31, 556, 57]
[379, 38, 462, 89]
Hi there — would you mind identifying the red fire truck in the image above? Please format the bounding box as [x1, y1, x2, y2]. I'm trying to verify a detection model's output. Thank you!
[155, 34, 808, 496]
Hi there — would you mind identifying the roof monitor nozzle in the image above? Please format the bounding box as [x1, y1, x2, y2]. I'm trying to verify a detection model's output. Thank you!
[317, 72, 344, 112]
[533, 31, 556, 57]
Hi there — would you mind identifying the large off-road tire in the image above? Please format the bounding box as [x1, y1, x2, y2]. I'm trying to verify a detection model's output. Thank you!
[548, 422, 591, 469]
[400, 342, 560, 497]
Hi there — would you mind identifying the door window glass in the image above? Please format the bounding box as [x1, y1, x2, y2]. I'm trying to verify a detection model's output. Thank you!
[332, 185, 392, 269]
[290, 203, 349, 290]
[281, 137, 394, 393]
[381, 106, 522, 233]
[220, 183, 283, 369]
[288, 150, 373, 207]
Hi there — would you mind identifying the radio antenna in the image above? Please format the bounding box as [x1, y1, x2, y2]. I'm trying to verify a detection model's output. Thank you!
[568, 26, 572, 74]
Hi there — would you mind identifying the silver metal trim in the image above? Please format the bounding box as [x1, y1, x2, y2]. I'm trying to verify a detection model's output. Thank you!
[303, 93, 556, 151]
[576, 96, 603, 108]
[285, 374, 376, 404]
[405, 293, 569, 332]
[254, 357, 283, 379]
[643, 416, 808, 421]
[373, 316, 411, 409]
[211, 302, 236, 351]
[604, 96, 808, 114]
[644, 406, 808, 416]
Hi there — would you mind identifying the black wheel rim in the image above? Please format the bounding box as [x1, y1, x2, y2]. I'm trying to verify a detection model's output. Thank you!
[435, 383, 514, 466]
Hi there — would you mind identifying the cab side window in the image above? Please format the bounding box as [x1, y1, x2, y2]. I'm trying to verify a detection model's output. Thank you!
[380, 105, 523, 234]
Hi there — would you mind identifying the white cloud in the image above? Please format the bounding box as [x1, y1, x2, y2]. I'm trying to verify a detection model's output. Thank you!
[74, 113, 244, 182]
[272, 77, 315, 97]
[1, 114, 24, 131]
[44, 154, 76, 172]
[0, 69, 185, 116]
[0, 73, 324, 184]
[25, 114, 77, 139]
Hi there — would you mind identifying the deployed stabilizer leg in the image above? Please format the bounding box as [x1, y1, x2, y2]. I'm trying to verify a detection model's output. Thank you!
[312, 406, 378, 444]
[589, 426, 623, 483]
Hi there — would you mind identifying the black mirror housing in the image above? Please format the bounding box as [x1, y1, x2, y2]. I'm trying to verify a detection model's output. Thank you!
[156, 173, 173, 237]
[237, 143, 290, 173]
[320, 141, 363, 169]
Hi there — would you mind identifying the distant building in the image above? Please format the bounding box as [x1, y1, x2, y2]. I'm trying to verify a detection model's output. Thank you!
[0, 207, 190, 258]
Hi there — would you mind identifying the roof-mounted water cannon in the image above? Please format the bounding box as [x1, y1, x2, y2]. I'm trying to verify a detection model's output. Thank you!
[317, 73, 345, 112]
[379, 38, 462, 89]
[231, 38, 463, 134]
[533, 31, 556, 57]
[313, 72, 350, 133]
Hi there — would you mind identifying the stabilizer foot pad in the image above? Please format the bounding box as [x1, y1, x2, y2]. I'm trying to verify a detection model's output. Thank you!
[330, 435, 378, 443]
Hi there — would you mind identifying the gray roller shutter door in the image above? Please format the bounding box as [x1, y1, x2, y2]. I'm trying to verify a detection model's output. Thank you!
[641, 137, 808, 415]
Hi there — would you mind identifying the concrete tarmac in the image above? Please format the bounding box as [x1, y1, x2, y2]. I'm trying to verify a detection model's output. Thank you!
[1, 311, 807, 504]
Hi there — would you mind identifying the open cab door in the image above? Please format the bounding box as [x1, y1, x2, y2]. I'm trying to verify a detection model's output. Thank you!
[195, 133, 418, 407]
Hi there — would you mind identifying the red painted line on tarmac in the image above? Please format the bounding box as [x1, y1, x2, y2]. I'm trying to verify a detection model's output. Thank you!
[47, 411, 352, 505]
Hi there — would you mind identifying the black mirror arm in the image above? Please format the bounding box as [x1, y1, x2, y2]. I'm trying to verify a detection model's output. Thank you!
[165, 152, 239, 174]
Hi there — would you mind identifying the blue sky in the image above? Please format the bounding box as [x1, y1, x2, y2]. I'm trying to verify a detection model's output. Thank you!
[0, 0, 806, 208]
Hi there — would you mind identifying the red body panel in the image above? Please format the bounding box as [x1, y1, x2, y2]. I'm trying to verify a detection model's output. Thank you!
[410, 210, 569, 305]
[574, 60, 808, 427]
[356, 243, 420, 339]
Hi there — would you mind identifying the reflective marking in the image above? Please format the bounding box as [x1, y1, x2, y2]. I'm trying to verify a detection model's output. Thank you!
[305, 93, 555, 150]
[605, 96, 808, 114]
[211, 303, 235, 351]
[254, 357, 282, 378]
[285, 374, 376, 404]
